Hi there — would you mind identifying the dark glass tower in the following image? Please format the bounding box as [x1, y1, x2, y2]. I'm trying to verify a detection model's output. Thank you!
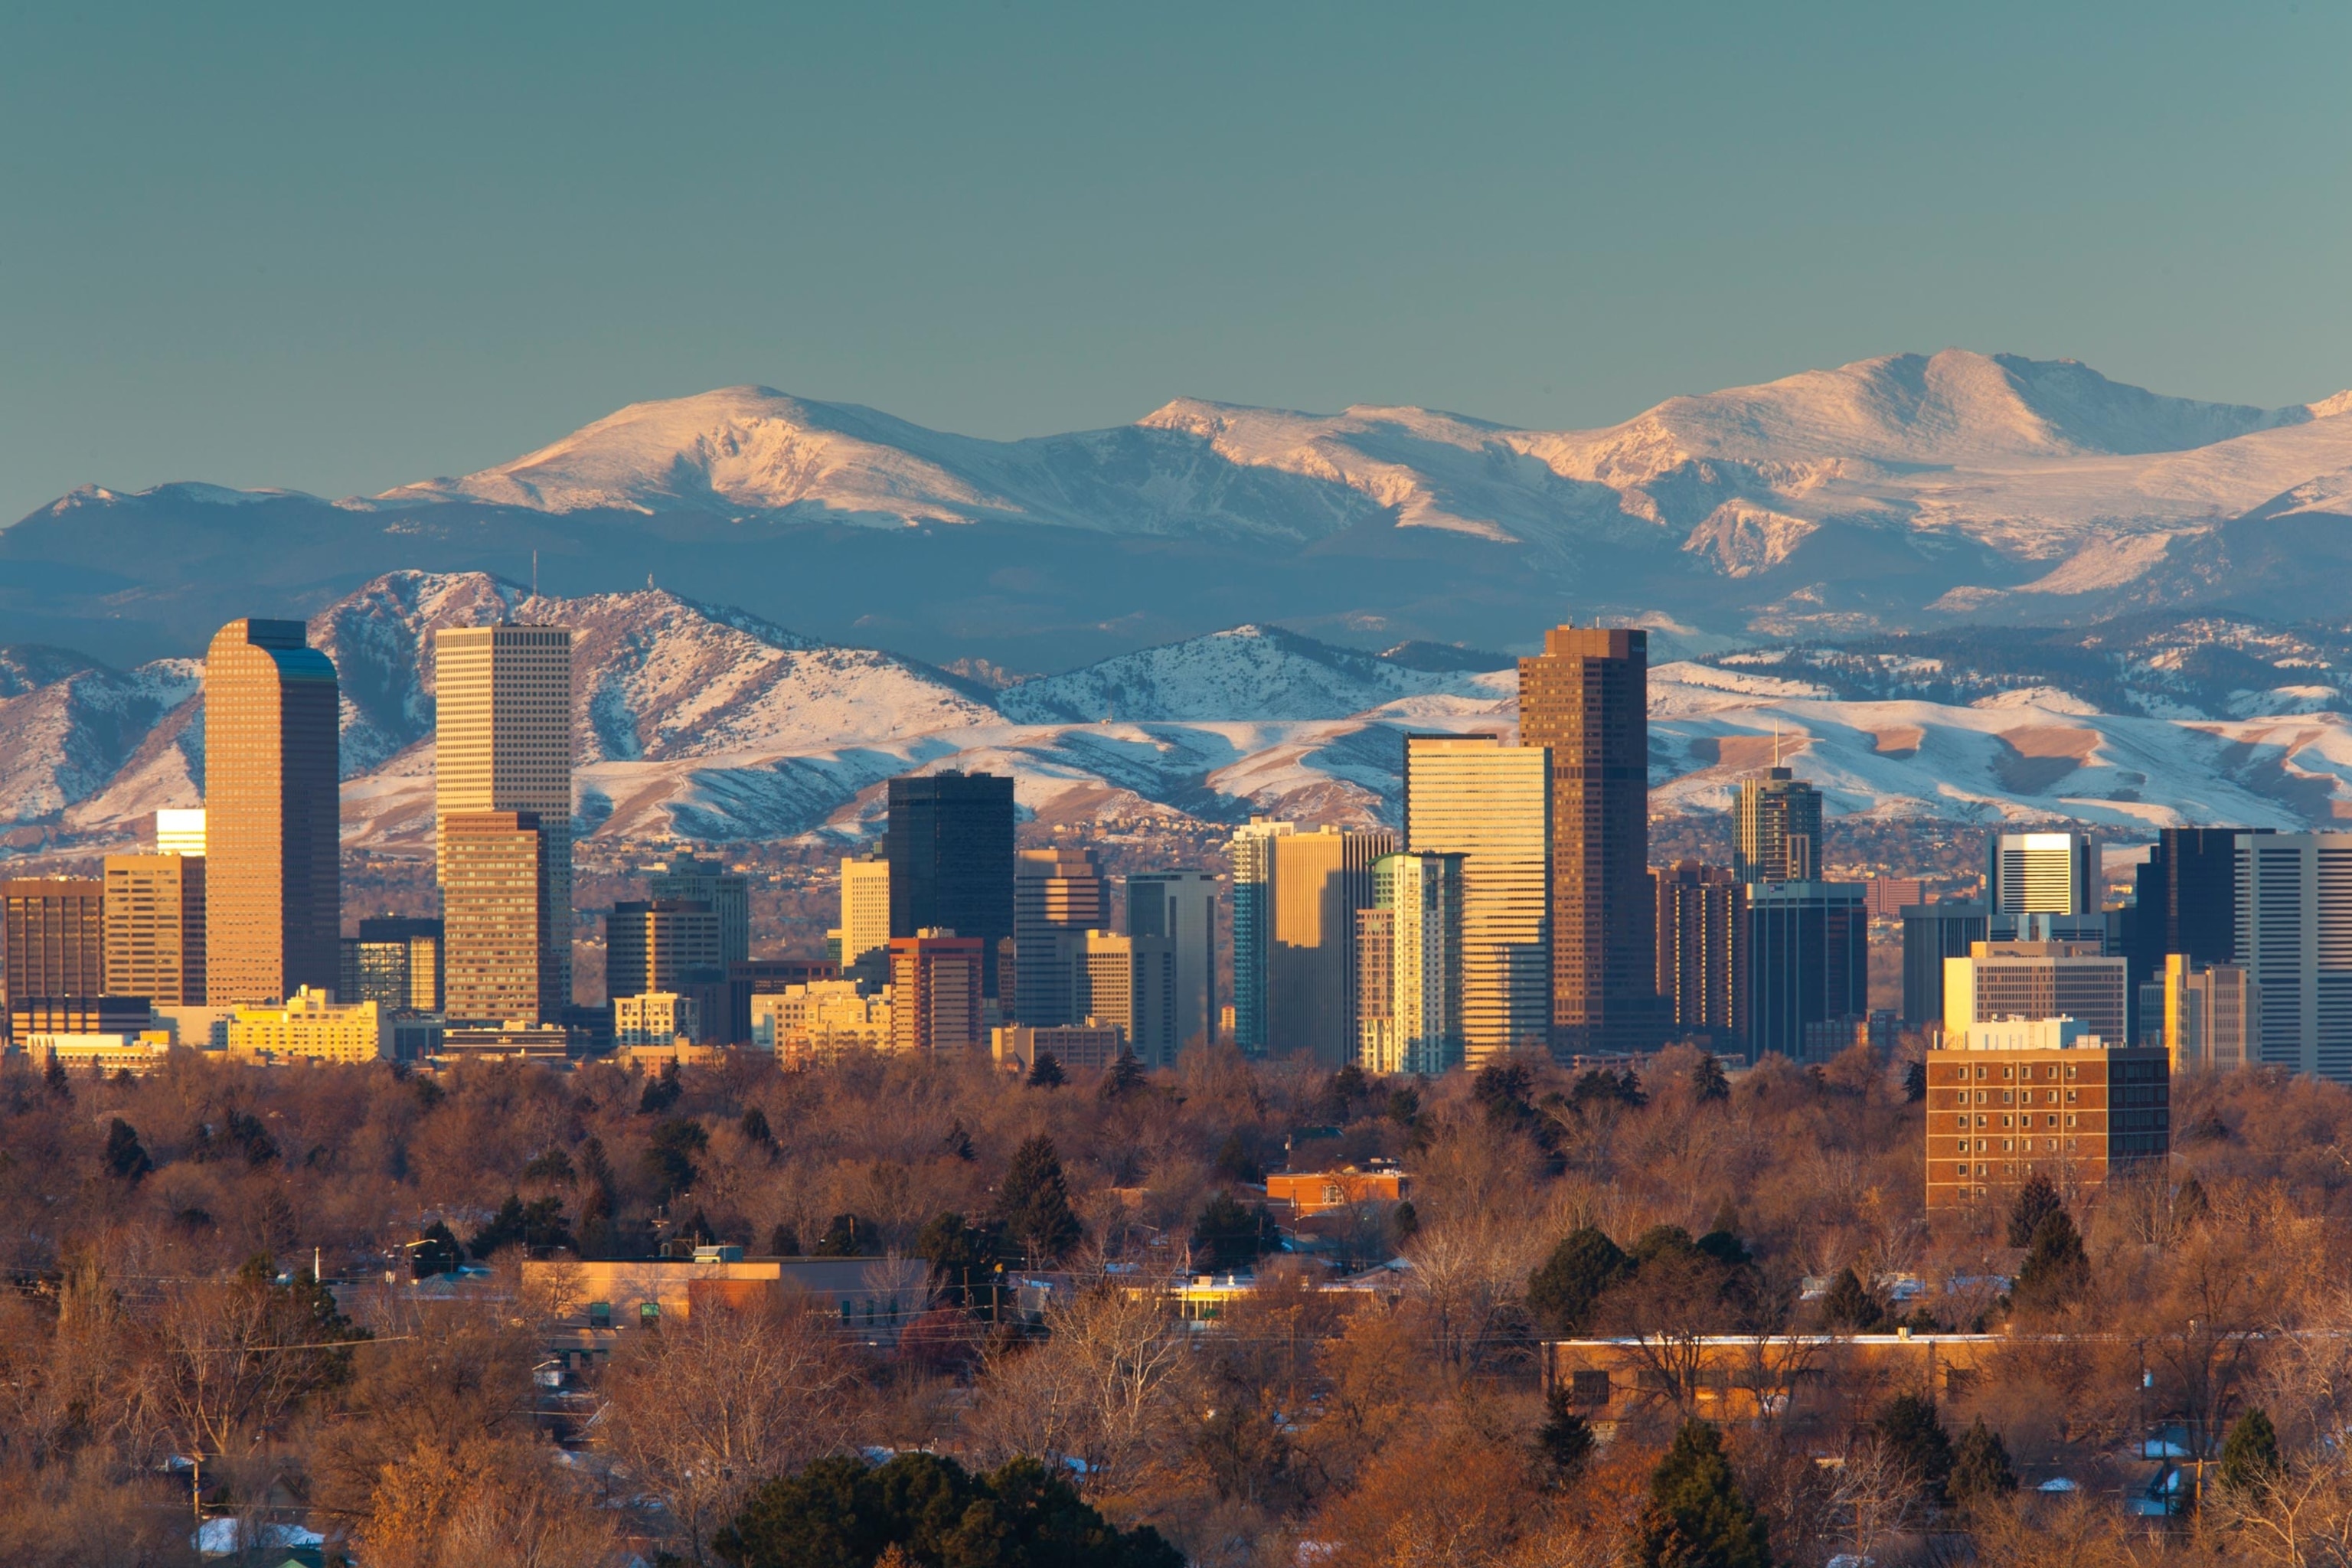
[1517, 626, 1662, 1053]
[885, 771, 1015, 999]
[2125, 826, 2271, 1039]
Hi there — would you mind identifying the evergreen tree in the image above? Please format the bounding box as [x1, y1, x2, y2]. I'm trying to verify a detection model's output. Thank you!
[1903, 1060, 1927, 1102]
[1691, 1052, 1731, 1103]
[2174, 1176, 2211, 1228]
[995, 1135, 1083, 1265]
[1949, 1419, 2018, 1508]
[767, 1222, 802, 1258]
[521, 1146, 575, 1184]
[1818, 1267, 1885, 1331]
[1635, 1419, 1772, 1568]
[2012, 1209, 2091, 1314]
[1212, 1132, 1263, 1184]
[641, 1118, 709, 1202]
[44, 1055, 70, 1101]
[410, 1220, 462, 1278]
[915, 1211, 1006, 1307]
[103, 1118, 152, 1182]
[740, 1106, 773, 1146]
[1527, 1227, 1632, 1335]
[639, 1058, 683, 1114]
[1099, 1048, 1146, 1101]
[1536, 1383, 1595, 1480]
[1026, 1051, 1067, 1089]
[814, 1214, 875, 1256]
[2005, 1172, 2064, 1248]
[576, 1136, 617, 1259]
[1314, 1063, 1370, 1122]
[1875, 1393, 1955, 1500]
[1391, 1200, 1419, 1240]
[2220, 1408, 2282, 1494]
[1191, 1191, 1280, 1272]
[941, 1119, 977, 1162]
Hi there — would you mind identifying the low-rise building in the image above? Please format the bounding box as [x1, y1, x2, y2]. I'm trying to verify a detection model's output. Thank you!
[22, 1031, 177, 1075]
[753, 980, 893, 1063]
[523, 1253, 929, 1343]
[1540, 1333, 2004, 1422]
[227, 987, 387, 1064]
[438, 1023, 573, 1063]
[991, 1023, 1123, 1073]
[615, 991, 701, 1047]
[1266, 1163, 1410, 1217]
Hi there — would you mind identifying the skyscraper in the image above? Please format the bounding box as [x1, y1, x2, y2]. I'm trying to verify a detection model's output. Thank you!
[837, 854, 891, 975]
[4, 878, 106, 1039]
[650, 854, 751, 969]
[204, 618, 339, 1005]
[884, 771, 1015, 998]
[155, 809, 207, 857]
[1069, 929, 1180, 1067]
[340, 916, 443, 1013]
[1227, 818, 1293, 1057]
[1745, 881, 1868, 1061]
[1269, 825, 1396, 1066]
[1517, 625, 1660, 1054]
[1735, 768, 1824, 883]
[1987, 830, 2099, 919]
[1357, 851, 1465, 1076]
[889, 931, 985, 1053]
[1012, 848, 1106, 1026]
[1654, 861, 1743, 1055]
[103, 855, 205, 1006]
[1403, 733, 1551, 1067]
[434, 623, 575, 1004]
[1900, 900, 1997, 1031]
[1943, 939, 2128, 1047]
[441, 812, 557, 1026]
[1126, 871, 1220, 1054]
[606, 900, 724, 1000]
[2233, 831, 2352, 1083]
[2125, 826, 2271, 1039]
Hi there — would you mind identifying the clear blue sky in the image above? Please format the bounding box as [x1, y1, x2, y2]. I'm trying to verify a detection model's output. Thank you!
[2, 2, 2347, 524]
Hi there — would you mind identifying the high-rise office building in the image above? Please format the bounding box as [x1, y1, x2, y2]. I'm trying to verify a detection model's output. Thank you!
[441, 812, 557, 1026]
[1900, 901, 1999, 1032]
[1942, 940, 2128, 1047]
[650, 854, 751, 969]
[204, 619, 340, 1004]
[435, 623, 575, 1004]
[1517, 626, 1660, 1054]
[606, 900, 724, 1001]
[1357, 851, 1465, 1076]
[340, 916, 443, 1013]
[1987, 830, 2099, 918]
[2145, 955, 2258, 1073]
[1403, 733, 1551, 1067]
[885, 772, 1014, 998]
[2234, 831, 2352, 1083]
[1654, 861, 1744, 1055]
[1069, 929, 1180, 1067]
[1269, 825, 1396, 1067]
[155, 808, 207, 857]
[1735, 768, 1824, 884]
[1012, 848, 1106, 1027]
[1745, 881, 1868, 1061]
[1227, 818, 1294, 1057]
[103, 855, 205, 1006]
[837, 854, 891, 975]
[4, 878, 106, 1040]
[890, 931, 985, 1053]
[1924, 1022, 2169, 1208]
[1126, 871, 1220, 1054]
[2124, 827, 2270, 1039]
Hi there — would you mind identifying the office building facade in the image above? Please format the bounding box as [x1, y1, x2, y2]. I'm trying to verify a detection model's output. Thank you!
[890, 931, 985, 1053]
[1735, 768, 1824, 884]
[2143, 955, 2258, 1073]
[1942, 940, 2129, 1048]
[1403, 733, 1551, 1067]
[1517, 626, 1659, 1053]
[227, 987, 388, 1064]
[2234, 831, 2352, 1083]
[155, 808, 206, 857]
[1268, 826, 1396, 1067]
[1356, 851, 1465, 1076]
[103, 854, 205, 1006]
[1127, 871, 1220, 1054]
[1068, 929, 1180, 1067]
[885, 772, 1014, 998]
[1654, 861, 1744, 1055]
[1987, 830, 2099, 918]
[1900, 901, 1994, 1032]
[1745, 881, 1869, 1061]
[4, 879, 107, 1037]
[1227, 818, 1293, 1056]
[606, 900, 724, 1001]
[441, 812, 557, 1026]
[341, 916, 443, 1013]
[1012, 848, 1106, 1027]
[836, 854, 891, 976]
[2124, 826, 2270, 1039]
[649, 854, 751, 970]
[435, 622, 575, 1004]
[204, 619, 340, 1004]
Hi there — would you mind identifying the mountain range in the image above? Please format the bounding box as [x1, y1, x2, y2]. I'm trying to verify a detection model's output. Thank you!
[8, 350, 2352, 673]
[8, 570, 2352, 857]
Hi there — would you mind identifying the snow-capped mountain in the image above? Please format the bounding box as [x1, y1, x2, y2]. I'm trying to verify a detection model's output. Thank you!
[10, 572, 2352, 855]
[11, 350, 2352, 673]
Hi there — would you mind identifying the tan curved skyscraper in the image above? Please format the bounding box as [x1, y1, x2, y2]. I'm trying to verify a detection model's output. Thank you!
[204, 619, 341, 1004]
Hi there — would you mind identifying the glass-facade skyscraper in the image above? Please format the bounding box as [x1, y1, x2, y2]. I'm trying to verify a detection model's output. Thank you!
[884, 771, 1015, 998]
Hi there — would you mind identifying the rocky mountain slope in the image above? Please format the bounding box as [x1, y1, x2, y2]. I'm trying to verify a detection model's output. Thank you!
[7, 571, 2352, 854]
[10, 351, 2351, 672]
